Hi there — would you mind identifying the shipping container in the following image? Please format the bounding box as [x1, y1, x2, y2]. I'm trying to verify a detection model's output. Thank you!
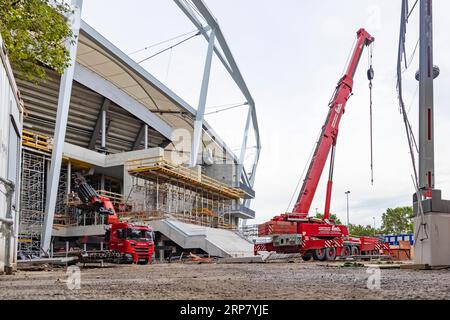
[384, 234, 414, 246]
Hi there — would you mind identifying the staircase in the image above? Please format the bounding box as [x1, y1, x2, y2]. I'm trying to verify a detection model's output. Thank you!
[149, 219, 254, 258]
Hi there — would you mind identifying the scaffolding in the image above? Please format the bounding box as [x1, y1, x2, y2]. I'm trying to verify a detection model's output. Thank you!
[22, 130, 51, 153]
[18, 149, 48, 256]
[17, 132, 244, 243]
[126, 156, 244, 200]
[123, 157, 242, 229]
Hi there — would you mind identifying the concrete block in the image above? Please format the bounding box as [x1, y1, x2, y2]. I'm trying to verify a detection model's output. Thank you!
[414, 213, 450, 266]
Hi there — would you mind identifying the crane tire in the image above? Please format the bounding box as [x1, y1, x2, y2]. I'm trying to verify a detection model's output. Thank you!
[351, 246, 360, 256]
[312, 248, 327, 261]
[325, 247, 337, 260]
[341, 246, 351, 259]
[302, 252, 313, 261]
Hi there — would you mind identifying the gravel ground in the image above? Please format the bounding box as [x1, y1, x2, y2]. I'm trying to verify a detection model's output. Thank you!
[1, 262, 449, 300]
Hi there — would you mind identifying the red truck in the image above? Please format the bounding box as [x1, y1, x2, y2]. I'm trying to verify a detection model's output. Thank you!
[106, 222, 155, 264]
[74, 173, 155, 264]
[254, 28, 389, 261]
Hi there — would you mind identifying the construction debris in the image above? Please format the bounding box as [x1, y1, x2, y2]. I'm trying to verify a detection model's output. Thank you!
[218, 251, 302, 264]
[17, 257, 78, 270]
[187, 253, 215, 264]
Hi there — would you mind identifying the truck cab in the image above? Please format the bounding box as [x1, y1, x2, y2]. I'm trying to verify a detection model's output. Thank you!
[106, 222, 155, 264]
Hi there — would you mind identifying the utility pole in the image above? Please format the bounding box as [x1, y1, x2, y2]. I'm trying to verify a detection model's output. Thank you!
[413, 0, 450, 267]
[345, 191, 350, 227]
[418, 0, 437, 197]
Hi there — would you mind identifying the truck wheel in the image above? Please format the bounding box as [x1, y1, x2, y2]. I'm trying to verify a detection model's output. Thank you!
[325, 247, 337, 260]
[351, 246, 360, 256]
[302, 252, 313, 261]
[312, 248, 327, 261]
[341, 246, 351, 259]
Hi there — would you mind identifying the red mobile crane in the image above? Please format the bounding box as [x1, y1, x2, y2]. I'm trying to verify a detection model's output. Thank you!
[73, 173, 155, 264]
[255, 28, 389, 261]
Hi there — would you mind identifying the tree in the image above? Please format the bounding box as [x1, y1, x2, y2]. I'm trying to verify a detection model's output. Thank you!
[381, 207, 414, 235]
[314, 213, 342, 225]
[0, 0, 73, 81]
[348, 224, 378, 237]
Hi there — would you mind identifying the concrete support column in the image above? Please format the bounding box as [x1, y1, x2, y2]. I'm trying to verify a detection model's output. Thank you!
[238, 105, 251, 183]
[413, 0, 450, 267]
[158, 240, 164, 263]
[190, 29, 216, 167]
[101, 109, 106, 150]
[144, 124, 148, 150]
[67, 160, 71, 194]
[41, 0, 83, 255]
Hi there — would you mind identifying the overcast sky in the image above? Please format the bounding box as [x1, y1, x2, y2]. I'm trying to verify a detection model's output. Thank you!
[81, 0, 450, 227]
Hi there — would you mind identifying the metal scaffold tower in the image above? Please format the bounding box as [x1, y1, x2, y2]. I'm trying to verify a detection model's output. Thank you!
[125, 177, 235, 229]
[18, 150, 48, 257]
[123, 157, 242, 229]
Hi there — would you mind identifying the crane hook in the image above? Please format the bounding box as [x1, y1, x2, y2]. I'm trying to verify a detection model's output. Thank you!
[367, 66, 375, 82]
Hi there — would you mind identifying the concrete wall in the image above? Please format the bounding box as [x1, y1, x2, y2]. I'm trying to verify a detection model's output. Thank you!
[62, 142, 164, 200]
[0, 35, 23, 273]
[203, 163, 238, 186]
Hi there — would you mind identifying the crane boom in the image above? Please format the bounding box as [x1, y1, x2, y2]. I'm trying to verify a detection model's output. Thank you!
[292, 28, 374, 219]
[73, 173, 118, 224]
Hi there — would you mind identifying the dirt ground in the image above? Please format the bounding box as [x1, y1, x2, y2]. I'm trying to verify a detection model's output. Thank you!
[1, 261, 449, 300]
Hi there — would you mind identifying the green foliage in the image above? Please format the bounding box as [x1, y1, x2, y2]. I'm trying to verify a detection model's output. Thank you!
[347, 207, 414, 237]
[381, 207, 414, 235]
[0, 0, 73, 81]
[348, 224, 377, 237]
[314, 213, 342, 225]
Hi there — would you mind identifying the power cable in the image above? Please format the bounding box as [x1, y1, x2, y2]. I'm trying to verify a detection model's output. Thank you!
[128, 29, 199, 56]
[137, 31, 201, 64]
[207, 102, 248, 110]
[407, 0, 419, 20]
[397, 0, 421, 205]
[285, 127, 323, 214]
[164, 47, 173, 83]
[401, 37, 420, 73]
[406, 84, 419, 115]
[204, 102, 248, 115]
[341, 36, 357, 77]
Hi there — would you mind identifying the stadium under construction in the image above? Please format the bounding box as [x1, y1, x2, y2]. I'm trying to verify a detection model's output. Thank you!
[3, 0, 261, 268]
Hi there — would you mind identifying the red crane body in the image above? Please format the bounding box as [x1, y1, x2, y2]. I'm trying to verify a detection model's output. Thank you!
[293, 28, 375, 219]
[255, 29, 389, 261]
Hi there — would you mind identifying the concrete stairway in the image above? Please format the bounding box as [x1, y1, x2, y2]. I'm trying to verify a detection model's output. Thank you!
[149, 219, 254, 258]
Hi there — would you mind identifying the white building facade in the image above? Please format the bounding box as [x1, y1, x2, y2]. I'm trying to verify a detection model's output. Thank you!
[0, 35, 23, 274]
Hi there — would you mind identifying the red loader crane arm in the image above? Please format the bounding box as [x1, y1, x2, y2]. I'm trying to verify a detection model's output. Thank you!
[73, 173, 118, 224]
[291, 28, 374, 221]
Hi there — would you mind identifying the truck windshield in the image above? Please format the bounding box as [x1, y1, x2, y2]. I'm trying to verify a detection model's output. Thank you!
[126, 228, 153, 241]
